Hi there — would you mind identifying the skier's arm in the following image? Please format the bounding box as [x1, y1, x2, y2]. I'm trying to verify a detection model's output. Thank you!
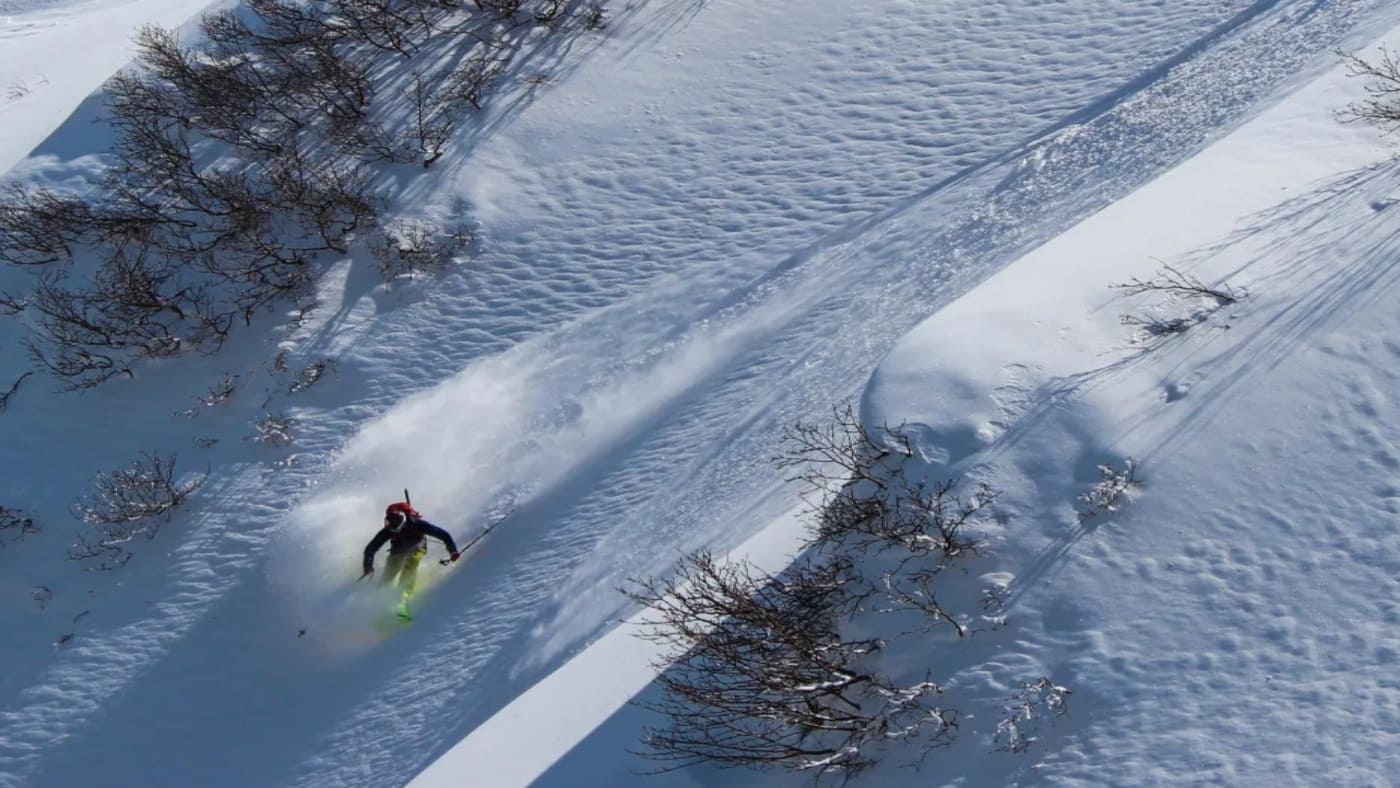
[363, 529, 390, 572]
[419, 520, 458, 555]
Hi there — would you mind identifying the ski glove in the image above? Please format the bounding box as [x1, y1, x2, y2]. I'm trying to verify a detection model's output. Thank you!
[449, 551, 461, 562]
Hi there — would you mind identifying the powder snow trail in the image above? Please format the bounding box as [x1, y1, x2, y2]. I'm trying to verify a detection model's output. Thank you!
[0, 0, 1389, 786]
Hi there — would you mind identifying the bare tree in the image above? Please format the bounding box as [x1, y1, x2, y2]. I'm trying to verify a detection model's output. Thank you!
[626, 550, 954, 777]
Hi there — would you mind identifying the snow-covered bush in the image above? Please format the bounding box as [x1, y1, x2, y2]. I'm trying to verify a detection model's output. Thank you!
[248, 413, 296, 446]
[72, 451, 205, 527]
[993, 677, 1072, 753]
[69, 452, 206, 566]
[778, 403, 997, 561]
[631, 403, 1000, 776]
[288, 359, 336, 394]
[626, 550, 955, 778]
[369, 220, 472, 280]
[1077, 457, 1140, 519]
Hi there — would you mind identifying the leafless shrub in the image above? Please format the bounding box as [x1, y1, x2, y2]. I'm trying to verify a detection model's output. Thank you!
[777, 403, 997, 560]
[201, 374, 239, 406]
[1077, 458, 1139, 519]
[994, 678, 1071, 753]
[1, 506, 39, 543]
[248, 412, 296, 445]
[626, 550, 954, 777]
[15, 263, 230, 389]
[441, 52, 508, 112]
[326, 0, 443, 56]
[69, 452, 206, 565]
[288, 359, 336, 393]
[369, 219, 471, 280]
[67, 534, 134, 569]
[0, 6, 380, 387]
[1112, 263, 1239, 306]
[1339, 47, 1400, 131]
[5, 74, 48, 101]
[1112, 265, 1240, 346]
[1, 0, 600, 388]
[73, 451, 206, 528]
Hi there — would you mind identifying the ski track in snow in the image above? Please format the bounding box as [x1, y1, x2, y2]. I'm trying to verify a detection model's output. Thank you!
[926, 151, 1400, 788]
[0, 0, 1391, 786]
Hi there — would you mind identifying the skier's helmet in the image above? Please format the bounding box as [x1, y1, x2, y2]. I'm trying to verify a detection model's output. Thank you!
[385, 501, 417, 532]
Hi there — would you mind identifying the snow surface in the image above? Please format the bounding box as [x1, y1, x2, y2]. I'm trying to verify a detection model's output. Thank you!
[0, 0, 211, 174]
[2, 0, 1399, 786]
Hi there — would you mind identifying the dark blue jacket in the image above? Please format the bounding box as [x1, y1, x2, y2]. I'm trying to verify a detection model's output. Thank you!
[363, 517, 458, 572]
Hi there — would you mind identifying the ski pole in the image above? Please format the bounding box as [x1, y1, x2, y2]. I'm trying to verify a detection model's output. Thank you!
[439, 509, 513, 565]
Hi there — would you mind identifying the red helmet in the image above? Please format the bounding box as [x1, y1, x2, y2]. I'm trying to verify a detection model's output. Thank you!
[384, 501, 419, 531]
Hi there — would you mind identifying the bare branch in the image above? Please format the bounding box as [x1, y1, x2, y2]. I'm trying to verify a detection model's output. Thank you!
[0, 371, 32, 412]
[1111, 263, 1239, 306]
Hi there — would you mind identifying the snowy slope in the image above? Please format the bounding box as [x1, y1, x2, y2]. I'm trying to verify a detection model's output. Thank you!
[0, 0, 212, 173]
[416, 16, 1400, 788]
[2, 0, 1398, 786]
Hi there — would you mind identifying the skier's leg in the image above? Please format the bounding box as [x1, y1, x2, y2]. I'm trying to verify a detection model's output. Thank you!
[399, 546, 427, 596]
[381, 551, 406, 586]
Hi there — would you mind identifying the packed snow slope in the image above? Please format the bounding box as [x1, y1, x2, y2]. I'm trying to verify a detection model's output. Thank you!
[1, 1, 1397, 787]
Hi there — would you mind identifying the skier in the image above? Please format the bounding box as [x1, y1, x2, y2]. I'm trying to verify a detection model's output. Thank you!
[362, 501, 460, 618]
